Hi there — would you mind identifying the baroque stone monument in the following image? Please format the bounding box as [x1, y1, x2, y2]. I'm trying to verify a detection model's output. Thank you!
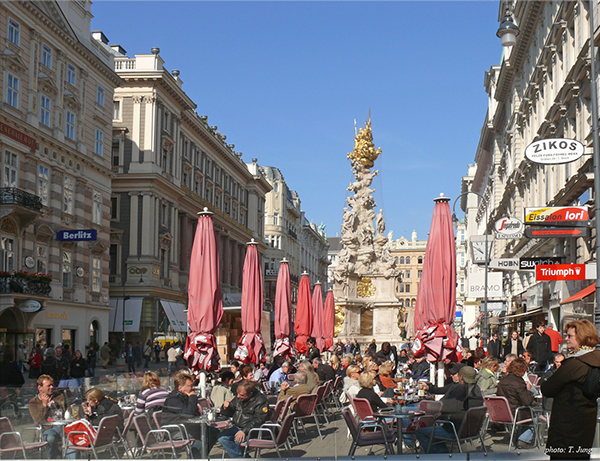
[333, 118, 404, 343]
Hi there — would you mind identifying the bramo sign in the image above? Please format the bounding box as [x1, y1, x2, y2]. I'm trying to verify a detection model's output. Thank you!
[525, 138, 584, 164]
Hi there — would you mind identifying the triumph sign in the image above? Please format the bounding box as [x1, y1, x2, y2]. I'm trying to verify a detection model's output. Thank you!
[525, 138, 584, 164]
[536, 263, 597, 281]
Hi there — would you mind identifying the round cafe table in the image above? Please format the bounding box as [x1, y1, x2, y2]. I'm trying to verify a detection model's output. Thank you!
[186, 416, 232, 458]
[374, 408, 424, 455]
[45, 418, 72, 458]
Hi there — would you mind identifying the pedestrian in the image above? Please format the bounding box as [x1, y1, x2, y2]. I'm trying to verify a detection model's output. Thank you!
[125, 343, 135, 372]
[167, 343, 178, 374]
[545, 323, 564, 357]
[86, 344, 97, 378]
[16, 343, 25, 374]
[29, 345, 42, 379]
[487, 331, 503, 359]
[143, 340, 152, 368]
[503, 330, 524, 358]
[527, 321, 552, 371]
[70, 350, 88, 387]
[154, 341, 162, 363]
[542, 319, 600, 460]
[134, 342, 143, 368]
[100, 342, 111, 368]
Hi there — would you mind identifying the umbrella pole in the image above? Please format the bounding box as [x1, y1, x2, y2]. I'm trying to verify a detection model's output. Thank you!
[199, 371, 206, 398]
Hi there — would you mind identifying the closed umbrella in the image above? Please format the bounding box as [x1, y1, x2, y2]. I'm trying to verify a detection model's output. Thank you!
[184, 208, 223, 373]
[311, 282, 325, 352]
[274, 259, 293, 358]
[323, 289, 335, 351]
[234, 240, 266, 364]
[413, 195, 462, 383]
[294, 273, 312, 355]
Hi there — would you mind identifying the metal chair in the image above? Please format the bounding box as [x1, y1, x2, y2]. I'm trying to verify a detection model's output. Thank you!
[133, 414, 192, 459]
[314, 383, 330, 424]
[197, 397, 213, 414]
[292, 394, 323, 440]
[270, 398, 286, 424]
[427, 405, 488, 454]
[342, 407, 396, 456]
[152, 410, 163, 429]
[0, 417, 48, 459]
[242, 412, 296, 458]
[65, 414, 124, 459]
[483, 395, 537, 450]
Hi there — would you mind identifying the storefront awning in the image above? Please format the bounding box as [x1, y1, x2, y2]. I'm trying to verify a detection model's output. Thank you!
[223, 292, 242, 311]
[561, 283, 596, 304]
[468, 312, 484, 330]
[499, 307, 543, 322]
[109, 297, 143, 332]
[160, 300, 188, 333]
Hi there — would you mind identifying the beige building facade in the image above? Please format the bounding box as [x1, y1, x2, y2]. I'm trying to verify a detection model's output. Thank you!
[0, 1, 121, 352]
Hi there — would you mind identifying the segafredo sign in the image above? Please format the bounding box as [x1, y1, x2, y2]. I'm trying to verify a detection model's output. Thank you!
[525, 138, 584, 164]
[494, 217, 523, 239]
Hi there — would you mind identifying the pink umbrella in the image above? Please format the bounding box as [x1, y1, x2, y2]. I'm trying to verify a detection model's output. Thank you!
[273, 259, 293, 358]
[184, 208, 223, 373]
[311, 282, 325, 352]
[413, 195, 462, 363]
[294, 273, 312, 354]
[323, 289, 335, 351]
[234, 240, 266, 364]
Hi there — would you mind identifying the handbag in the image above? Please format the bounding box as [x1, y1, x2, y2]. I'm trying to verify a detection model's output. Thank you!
[64, 419, 97, 447]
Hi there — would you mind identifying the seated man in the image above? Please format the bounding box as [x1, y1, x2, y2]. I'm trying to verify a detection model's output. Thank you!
[276, 370, 312, 409]
[29, 374, 67, 459]
[313, 357, 335, 383]
[268, 361, 289, 386]
[211, 370, 235, 408]
[162, 371, 202, 457]
[217, 380, 270, 458]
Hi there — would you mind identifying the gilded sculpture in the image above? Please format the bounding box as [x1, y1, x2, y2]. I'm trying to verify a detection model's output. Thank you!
[357, 277, 376, 298]
[347, 118, 382, 169]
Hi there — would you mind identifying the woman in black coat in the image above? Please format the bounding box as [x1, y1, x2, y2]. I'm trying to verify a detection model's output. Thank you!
[355, 371, 390, 412]
[541, 320, 600, 460]
[0, 348, 24, 387]
[70, 350, 88, 387]
[82, 388, 124, 431]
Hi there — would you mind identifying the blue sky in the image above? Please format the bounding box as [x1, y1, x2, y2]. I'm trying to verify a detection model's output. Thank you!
[91, 0, 501, 240]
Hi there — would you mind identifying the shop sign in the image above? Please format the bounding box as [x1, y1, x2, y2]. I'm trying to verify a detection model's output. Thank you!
[18, 299, 42, 313]
[0, 121, 37, 150]
[520, 257, 563, 271]
[525, 227, 590, 238]
[467, 272, 503, 298]
[47, 311, 69, 319]
[525, 206, 589, 225]
[525, 138, 584, 164]
[56, 229, 97, 241]
[536, 264, 596, 281]
[489, 258, 519, 270]
[494, 217, 523, 239]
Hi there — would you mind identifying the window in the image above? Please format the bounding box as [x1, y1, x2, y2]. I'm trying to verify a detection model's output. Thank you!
[418, 256, 423, 264]
[65, 111, 75, 140]
[95, 129, 103, 156]
[273, 182, 279, 193]
[109, 244, 118, 275]
[405, 270, 410, 279]
[91, 256, 101, 292]
[400, 257, 405, 264]
[3, 151, 18, 187]
[8, 18, 20, 46]
[112, 141, 120, 167]
[36, 244, 48, 274]
[7, 73, 19, 109]
[63, 176, 74, 214]
[398, 284, 404, 293]
[418, 270, 422, 279]
[274, 213, 280, 225]
[37, 165, 49, 206]
[113, 100, 121, 120]
[92, 190, 102, 224]
[406, 256, 411, 264]
[111, 196, 118, 220]
[62, 250, 72, 289]
[42, 44, 52, 69]
[40, 95, 51, 126]
[1, 237, 14, 272]
[67, 64, 76, 86]
[406, 284, 411, 293]
[97, 86, 104, 106]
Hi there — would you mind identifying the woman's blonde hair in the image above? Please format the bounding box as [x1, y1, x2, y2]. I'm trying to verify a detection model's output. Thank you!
[379, 361, 393, 377]
[142, 371, 161, 390]
[481, 357, 498, 372]
[358, 371, 375, 389]
[85, 388, 105, 402]
[346, 365, 360, 378]
[330, 355, 340, 368]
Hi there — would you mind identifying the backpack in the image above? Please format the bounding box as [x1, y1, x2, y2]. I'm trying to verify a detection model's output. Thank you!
[64, 419, 97, 447]
[575, 360, 600, 400]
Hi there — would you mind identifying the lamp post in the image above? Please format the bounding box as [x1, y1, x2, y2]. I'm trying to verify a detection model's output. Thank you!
[452, 191, 490, 348]
[122, 266, 144, 357]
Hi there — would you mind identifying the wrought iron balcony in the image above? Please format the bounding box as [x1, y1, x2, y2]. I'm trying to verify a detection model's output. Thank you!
[0, 274, 52, 296]
[0, 188, 43, 211]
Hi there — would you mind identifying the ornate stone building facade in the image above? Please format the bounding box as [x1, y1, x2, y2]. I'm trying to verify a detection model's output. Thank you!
[106, 44, 270, 355]
[0, 1, 120, 351]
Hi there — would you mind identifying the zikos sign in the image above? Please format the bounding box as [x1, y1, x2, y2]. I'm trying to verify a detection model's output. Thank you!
[536, 263, 595, 281]
[525, 206, 588, 225]
[525, 138, 584, 164]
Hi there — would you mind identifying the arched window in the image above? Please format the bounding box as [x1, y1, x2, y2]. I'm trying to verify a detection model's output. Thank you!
[412, 298, 417, 307]
[406, 256, 411, 264]
[418, 256, 423, 264]
[89, 320, 100, 347]
[400, 257, 405, 264]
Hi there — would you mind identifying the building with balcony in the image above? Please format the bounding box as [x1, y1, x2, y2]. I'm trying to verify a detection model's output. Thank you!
[0, 1, 121, 352]
[105, 43, 270, 362]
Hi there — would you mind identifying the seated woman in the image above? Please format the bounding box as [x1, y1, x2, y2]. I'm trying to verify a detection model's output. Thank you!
[476, 357, 499, 395]
[355, 371, 391, 412]
[379, 361, 401, 389]
[135, 371, 169, 415]
[340, 365, 361, 404]
[497, 358, 535, 447]
[82, 388, 124, 431]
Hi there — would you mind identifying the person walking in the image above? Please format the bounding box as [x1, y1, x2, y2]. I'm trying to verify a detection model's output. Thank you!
[545, 323, 564, 357]
[487, 331, 503, 359]
[167, 343, 178, 374]
[542, 319, 600, 460]
[125, 343, 135, 373]
[86, 345, 97, 378]
[503, 330, 524, 358]
[154, 341, 162, 363]
[143, 340, 152, 368]
[100, 342, 111, 368]
[70, 350, 88, 387]
[527, 321, 552, 372]
[29, 345, 42, 379]
[16, 343, 25, 373]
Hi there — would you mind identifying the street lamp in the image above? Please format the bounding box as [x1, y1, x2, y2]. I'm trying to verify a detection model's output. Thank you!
[452, 191, 490, 348]
[122, 266, 144, 356]
[496, 4, 520, 47]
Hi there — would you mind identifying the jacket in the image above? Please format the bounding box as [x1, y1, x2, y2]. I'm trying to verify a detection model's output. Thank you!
[220, 389, 269, 435]
[497, 372, 534, 420]
[428, 381, 483, 427]
[162, 390, 200, 425]
[70, 357, 88, 379]
[541, 350, 600, 458]
[527, 332, 552, 367]
[356, 387, 387, 412]
[376, 347, 398, 369]
[210, 384, 234, 408]
[476, 369, 498, 396]
[545, 328, 564, 352]
[487, 339, 503, 359]
[40, 358, 62, 381]
[277, 383, 312, 409]
[29, 394, 66, 426]
[315, 364, 335, 383]
[306, 346, 321, 361]
[503, 338, 524, 357]
[86, 397, 124, 431]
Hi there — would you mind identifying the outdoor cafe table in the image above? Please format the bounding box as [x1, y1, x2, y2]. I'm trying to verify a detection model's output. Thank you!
[45, 418, 71, 458]
[187, 416, 231, 458]
[374, 408, 424, 455]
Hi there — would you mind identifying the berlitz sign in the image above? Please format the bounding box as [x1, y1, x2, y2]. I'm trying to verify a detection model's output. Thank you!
[525, 138, 584, 164]
[56, 229, 97, 241]
[535, 263, 597, 281]
[494, 217, 523, 239]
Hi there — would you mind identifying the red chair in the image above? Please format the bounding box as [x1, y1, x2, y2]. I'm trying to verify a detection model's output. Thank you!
[342, 407, 396, 456]
[65, 414, 122, 459]
[483, 395, 536, 450]
[427, 406, 488, 453]
[241, 412, 296, 458]
[314, 384, 330, 424]
[293, 394, 322, 440]
[0, 417, 48, 459]
[351, 397, 377, 422]
[197, 397, 213, 414]
[133, 414, 192, 458]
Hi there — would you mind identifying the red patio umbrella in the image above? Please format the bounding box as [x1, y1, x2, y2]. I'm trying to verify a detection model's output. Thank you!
[184, 208, 223, 373]
[413, 195, 462, 365]
[323, 289, 335, 350]
[294, 273, 312, 354]
[234, 240, 266, 364]
[273, 259, 293, 358]
[311, 282, 325, 352]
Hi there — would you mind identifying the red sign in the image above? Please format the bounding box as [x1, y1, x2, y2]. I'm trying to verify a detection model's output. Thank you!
[525, 227, 589, 238]
[536, 264, 586, 281]
[0, 121, 36, 150]
[525, 206, 588, 225]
